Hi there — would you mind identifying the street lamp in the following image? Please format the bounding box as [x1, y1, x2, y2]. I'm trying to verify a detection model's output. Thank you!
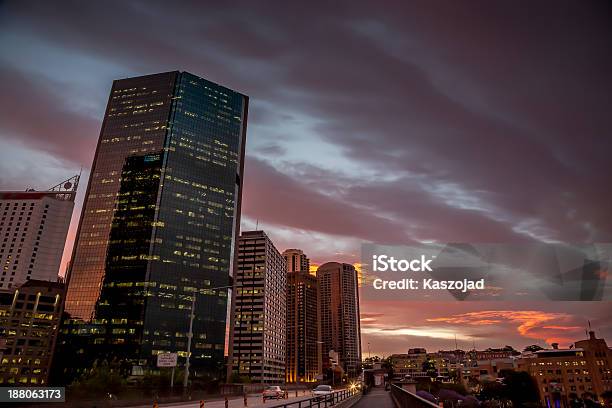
[183, 284, 235, 389]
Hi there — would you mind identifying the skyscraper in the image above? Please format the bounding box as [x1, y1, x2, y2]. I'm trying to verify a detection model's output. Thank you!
[317, 262, 361, 378]
[228, 231, 286, 383]
[60, 72, 248, 377]
[283, 249, 320, 383]
[0, 177, 78, 289]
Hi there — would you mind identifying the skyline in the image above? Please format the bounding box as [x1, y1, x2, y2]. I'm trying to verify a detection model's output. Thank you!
[0, 1, 611, 355]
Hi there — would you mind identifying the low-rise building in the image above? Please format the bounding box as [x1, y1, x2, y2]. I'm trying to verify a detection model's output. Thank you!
[391, 348, 428, 379]
[516, 332, 612, 407]
[0, 279, 64, 385]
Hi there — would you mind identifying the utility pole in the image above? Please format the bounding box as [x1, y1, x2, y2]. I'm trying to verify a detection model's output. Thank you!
[183, 285, 235, 391]
[183, 291, 197, 389]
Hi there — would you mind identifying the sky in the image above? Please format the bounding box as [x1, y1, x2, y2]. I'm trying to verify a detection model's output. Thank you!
[0, 0, 611, 356]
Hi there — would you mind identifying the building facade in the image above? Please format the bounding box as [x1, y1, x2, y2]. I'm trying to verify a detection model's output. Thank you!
[317, 262, 361, 378]
[228, 231, 286, 383]
[517, 333, 612, 407]
[0, 280, 64, 385]
[57, 71, 248, 379]
[390, 349, 428, 379]
[0, 177, 78, 290]
[283, 249, 319, 383]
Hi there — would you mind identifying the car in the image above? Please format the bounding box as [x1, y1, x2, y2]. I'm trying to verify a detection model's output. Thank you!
[263, 385, 286, 400]
[312, 385, 334, 401]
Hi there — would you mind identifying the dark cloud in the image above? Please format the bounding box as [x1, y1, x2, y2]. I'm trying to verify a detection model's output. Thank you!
[242, 157, 412, 244]
[1, 1, 610, 241]
[1, 0, 611, 350]
[0, 65, 100, 166]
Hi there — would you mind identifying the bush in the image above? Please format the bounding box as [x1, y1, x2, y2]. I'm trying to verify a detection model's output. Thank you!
[69, 365, 127, 398]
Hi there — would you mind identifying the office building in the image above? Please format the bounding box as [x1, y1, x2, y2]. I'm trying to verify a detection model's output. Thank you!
[317, 262, 361, 378]
[0, 177, 78, 289]
[517, 332, 612, 406]
[283, 249, 319, 383]
[58, 71, 248, 378]
[0, 279, 64, 385]
[228, 231, 286, 383]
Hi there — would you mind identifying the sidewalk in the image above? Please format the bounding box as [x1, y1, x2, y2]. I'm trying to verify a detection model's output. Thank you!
[352, 388, 395, 408]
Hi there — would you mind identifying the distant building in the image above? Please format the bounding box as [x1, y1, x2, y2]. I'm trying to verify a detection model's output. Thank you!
[517, 332, 612, 406]
[0, 177, 78, 289]
[317, 262, 361, 378]
[228, 231, 286, 383]
[283, 249, 320, 383]
[391, 348, 462, 380]
[575, 331, 612, 400]
[475, 347, 517, 360]
[0, 279, 64, 385]
[390, 349, 428, 379]
[463, 358, 516, 385]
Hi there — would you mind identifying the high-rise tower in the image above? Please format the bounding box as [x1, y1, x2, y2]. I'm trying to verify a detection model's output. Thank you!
[228, 231, 286, 383]
[0, 176, 78, 289]
[283, 249, 320, 383]
[317, 262, 361, 378]
[60, 72, 248, 376]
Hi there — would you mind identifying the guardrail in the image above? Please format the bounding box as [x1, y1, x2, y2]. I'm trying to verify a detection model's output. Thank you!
[268, 389, 359, 408]
[390, 384, 438, 408]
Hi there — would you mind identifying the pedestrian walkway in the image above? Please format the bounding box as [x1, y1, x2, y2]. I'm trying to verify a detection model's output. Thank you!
[352, 387, 395, 408]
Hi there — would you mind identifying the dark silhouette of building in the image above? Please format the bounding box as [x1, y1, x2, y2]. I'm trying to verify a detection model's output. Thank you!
[58, 71, 248, 381]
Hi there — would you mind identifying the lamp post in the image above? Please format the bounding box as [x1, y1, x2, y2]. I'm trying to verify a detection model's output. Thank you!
[183, 284, 235, 390]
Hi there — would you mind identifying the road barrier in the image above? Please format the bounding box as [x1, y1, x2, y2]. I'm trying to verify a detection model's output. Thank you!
[390, 384, 438, 408]
[200, 400, 205, 408]
[266, 388, 358, 408]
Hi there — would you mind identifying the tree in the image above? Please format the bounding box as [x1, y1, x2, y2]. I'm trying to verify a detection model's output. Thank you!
[229, 373, 251, 384]
[503, 345, 521, 356]
[502, 370, 540, 405]
[69, 364, 127, 398]
[362, 356, 381, 369]
[422, 359, 437, 379]
[480, 380, 507, 401]
[523, 344, 544, 353]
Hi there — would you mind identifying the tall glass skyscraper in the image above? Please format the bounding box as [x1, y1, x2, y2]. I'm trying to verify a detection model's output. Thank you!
[59, 71, 248, 379]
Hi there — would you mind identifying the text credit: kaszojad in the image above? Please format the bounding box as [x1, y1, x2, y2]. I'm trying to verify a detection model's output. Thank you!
[370, 254, 486, 293]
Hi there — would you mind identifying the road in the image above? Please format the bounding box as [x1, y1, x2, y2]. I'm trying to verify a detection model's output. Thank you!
[131, 392, 319, 408]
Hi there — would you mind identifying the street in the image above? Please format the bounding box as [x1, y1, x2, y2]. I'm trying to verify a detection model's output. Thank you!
[130, 392, 320, 408]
